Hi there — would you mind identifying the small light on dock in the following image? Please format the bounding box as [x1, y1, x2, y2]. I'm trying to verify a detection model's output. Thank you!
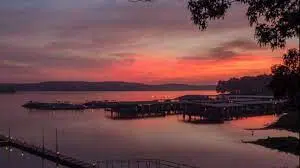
[9, 148, 13, 152]
[21, 153, 24, 157]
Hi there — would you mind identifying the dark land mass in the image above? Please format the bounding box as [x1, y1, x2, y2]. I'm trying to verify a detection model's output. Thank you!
[267, 111, 299, 133]
[0, 81, 216, 91]
[244, 136, 299, 156]
[246, 111, 299, 133]
[216, 74, 273, 95]
[263, 100, 300, 133]
[247, 105, 299, 156]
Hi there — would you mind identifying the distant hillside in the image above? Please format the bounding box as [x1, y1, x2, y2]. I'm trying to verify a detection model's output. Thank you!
[2, 81, 216, 91]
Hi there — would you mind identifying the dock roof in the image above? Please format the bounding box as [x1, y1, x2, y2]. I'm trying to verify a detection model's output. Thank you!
[237, 100, 286, 105]
[224, 95, 274, 99]
[201, 103, 244, 108]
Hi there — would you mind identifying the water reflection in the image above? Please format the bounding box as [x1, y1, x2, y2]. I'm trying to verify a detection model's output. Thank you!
[0, 91, 298, 168]
[229, 115, 278, 129]
[15, 90, 217, 103]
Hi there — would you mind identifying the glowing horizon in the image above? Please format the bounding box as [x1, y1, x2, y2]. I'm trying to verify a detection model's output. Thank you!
[0, 0, 297, 84]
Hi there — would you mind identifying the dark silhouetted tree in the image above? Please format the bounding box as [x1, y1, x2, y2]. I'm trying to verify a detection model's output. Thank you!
[188, 0, 300, 49]
[133, 0, 300, 49]
[268, 64, 291, 98]
[283, 48, 300, 73]
[269, 49, 300, 99]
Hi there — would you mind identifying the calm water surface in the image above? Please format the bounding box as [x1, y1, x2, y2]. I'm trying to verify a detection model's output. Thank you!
[0, 91, 298, 168]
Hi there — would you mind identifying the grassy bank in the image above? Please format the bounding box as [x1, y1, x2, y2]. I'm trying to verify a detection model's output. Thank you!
[244, 136, 299, 156]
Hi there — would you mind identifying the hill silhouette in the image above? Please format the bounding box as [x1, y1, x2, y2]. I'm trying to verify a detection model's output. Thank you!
[0, 81, 215, 91]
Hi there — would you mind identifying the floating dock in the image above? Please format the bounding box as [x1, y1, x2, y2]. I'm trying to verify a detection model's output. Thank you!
[23, 95, 286, 122]
[106, 99, 285, 122]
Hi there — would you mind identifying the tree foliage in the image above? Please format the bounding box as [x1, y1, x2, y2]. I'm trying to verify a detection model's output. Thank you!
[132, 0, 299, 49]
[283, 48, 300, 72]
[188, 0, 300, 49]
[268, 48, 300, 99]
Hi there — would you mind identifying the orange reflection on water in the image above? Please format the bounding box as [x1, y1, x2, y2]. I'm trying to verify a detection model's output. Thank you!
[229, 115, 278, 129]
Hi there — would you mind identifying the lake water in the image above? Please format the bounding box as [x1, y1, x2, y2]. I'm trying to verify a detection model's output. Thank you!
[0, 91, 298, 168]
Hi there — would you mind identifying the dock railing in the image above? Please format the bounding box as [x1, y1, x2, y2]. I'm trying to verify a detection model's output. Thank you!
[95, 159, 200, 168]
[0, 133, 200, 168]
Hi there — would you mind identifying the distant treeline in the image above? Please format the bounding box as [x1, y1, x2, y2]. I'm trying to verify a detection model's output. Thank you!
[0, 85, 16, 93]
[216, 75, 273, 95]
[0, 81, 216, 92]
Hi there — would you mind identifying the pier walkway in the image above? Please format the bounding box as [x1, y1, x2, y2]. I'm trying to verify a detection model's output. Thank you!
[0, 134, 200, 168]
[0, 134, 95, 168]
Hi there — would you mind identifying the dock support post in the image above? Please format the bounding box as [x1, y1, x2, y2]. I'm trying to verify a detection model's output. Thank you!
[8, 128, 11, 142]
[156, 160, 160, 168]
[42, 128, 45, 153]
[41, 158, 44, 168]
[56, 128, 58, 153]
[55, 128, 59, 165]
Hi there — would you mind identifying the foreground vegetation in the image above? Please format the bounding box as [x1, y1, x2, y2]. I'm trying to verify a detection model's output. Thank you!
[244, 136, 299, 156]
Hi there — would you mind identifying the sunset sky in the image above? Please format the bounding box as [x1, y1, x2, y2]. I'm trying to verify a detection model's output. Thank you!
[0, 0, 298, 84]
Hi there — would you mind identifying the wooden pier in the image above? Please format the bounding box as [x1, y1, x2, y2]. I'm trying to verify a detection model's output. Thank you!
[0, 134, 95, 168]
[0, 133, 200, 168]
[94, 159, 200, 168]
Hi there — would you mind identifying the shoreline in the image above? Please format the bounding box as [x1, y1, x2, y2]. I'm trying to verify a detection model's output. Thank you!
[243, 136, 299, 156]
[243, 111, 299, 157]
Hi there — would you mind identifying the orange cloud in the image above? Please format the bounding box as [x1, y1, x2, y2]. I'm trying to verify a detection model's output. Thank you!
[46, 54, 280, 84]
